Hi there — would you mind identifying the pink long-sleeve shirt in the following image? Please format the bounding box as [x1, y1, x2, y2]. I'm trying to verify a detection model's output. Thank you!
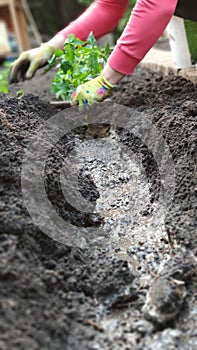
[56, 0, 178, 75]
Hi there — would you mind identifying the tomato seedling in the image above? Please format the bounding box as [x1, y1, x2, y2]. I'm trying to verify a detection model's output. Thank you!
[48, 32, 110, 100]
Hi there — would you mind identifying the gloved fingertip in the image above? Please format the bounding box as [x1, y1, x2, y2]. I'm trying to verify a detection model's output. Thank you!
[70, 101, 78, 107]
[8, 66, 17, 84]
[25, 71, 33, 79]
[25, 62, 36, 79]
[8, 75, 14, 84]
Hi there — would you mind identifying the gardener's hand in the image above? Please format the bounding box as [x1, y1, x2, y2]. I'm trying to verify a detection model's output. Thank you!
[71, 71, 115, 107]
[9, 45, 55, 83]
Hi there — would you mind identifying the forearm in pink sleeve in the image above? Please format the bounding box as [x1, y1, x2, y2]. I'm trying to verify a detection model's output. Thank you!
[57, 0, 129, 41]
[108, 0, 179, 75]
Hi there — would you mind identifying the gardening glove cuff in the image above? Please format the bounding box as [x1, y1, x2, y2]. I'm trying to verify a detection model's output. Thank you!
[71, 71, 115, 107]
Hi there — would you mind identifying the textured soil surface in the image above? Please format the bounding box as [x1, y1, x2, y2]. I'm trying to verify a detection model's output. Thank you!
[0, 67, 197, 350]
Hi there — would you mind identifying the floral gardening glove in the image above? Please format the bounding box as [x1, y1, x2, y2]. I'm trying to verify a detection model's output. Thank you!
[9, 45, 55, 83]
[71, 71, 115, 107]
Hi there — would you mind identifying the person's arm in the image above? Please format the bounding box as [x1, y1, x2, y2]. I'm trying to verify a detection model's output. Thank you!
[71, 0, 179, 106]
[9, 0, 129, 82]
[50, 0, 129, 48]
[107, 0, 179, 77]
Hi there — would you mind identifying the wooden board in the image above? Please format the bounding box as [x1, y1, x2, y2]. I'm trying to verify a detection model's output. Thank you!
[0, 20, 10, 56]
[0, 0, 31, 53]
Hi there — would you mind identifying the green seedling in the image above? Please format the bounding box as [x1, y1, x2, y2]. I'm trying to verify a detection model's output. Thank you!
[47, 32, 110, 100]
[16, 89, 25, 98]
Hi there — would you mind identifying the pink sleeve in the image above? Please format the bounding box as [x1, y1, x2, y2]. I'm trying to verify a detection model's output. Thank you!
[57, 0, 129, 41]
[109, 0, 179, 74]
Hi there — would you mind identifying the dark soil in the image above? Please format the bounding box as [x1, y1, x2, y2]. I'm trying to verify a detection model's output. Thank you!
[0, 67, 197, 350]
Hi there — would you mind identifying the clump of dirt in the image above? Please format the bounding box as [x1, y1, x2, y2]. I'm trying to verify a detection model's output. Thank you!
[0, 67, 197, 350]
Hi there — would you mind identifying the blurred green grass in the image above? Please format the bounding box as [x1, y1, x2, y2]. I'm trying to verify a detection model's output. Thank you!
[0, 63, 10, 93]
[184, 20, 197, 63]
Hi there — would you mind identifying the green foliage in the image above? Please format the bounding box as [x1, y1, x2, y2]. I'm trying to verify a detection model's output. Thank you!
[48, 32, 110, 100]
[0, 63, 10, 94]
[184, 20, 197, 63]
[116, 0, 136, 34]
[77, 0, 92, 7]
